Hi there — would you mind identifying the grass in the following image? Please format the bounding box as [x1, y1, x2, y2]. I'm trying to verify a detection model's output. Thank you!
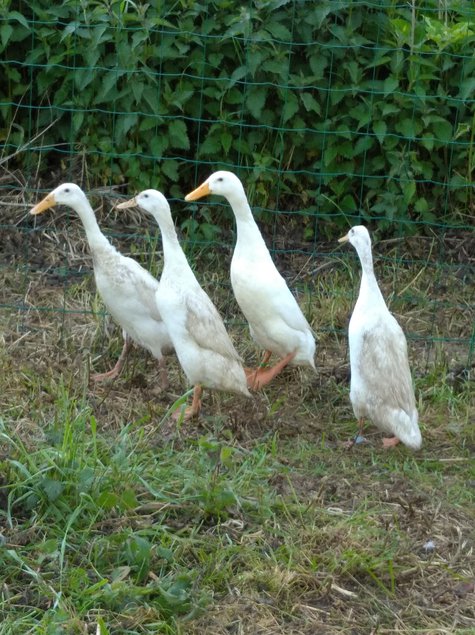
[0, 194, 474, 634]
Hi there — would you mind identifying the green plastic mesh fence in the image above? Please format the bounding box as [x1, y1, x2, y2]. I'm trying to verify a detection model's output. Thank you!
[0, 0, 474, 373]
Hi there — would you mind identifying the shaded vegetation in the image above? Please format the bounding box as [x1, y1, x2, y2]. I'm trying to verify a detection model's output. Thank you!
[1, 0, 474, 234]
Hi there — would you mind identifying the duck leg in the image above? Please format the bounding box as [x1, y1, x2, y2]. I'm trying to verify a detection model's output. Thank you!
[246, 350, 271, 389]
[92, 332, 131, 382]
[382, 436, 401, 449]
[245, 350, 296, 391]
[343, 417, 365, 449]
[357, 417, 365, 438]
[158, 357, 169, 391]
[173, 384, 203, 421]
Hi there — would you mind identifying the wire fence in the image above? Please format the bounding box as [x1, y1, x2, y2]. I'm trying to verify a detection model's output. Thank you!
[0, 0, 474, 371]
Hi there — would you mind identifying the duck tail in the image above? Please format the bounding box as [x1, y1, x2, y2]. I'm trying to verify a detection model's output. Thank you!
[400, 410, 422, 450]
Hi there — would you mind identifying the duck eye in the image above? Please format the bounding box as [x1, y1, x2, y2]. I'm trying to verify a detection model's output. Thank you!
[217, 177, 223, 182]
[144, 194, 149, 198]
[64, 188, 70, 193]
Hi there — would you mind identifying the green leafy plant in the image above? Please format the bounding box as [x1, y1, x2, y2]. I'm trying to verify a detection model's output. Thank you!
[0, 0, 474, 236]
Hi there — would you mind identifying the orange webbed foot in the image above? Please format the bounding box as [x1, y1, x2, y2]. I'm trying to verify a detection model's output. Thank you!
[92, 368, 121, 382]
[92, 335, 131, 383]
[382, 436, 401, 449]
[245, 351, 296, 390]
[172, 385, 202, 421]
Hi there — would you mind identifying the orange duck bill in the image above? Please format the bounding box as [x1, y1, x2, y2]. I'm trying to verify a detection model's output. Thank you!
[30, 193, 57, 215]
[185, 182, 211, 202]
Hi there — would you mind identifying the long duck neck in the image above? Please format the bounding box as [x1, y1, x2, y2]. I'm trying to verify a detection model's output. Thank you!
[74, 198, 112, 253]
[155, 211, 193, 278]
[226, 190, 269, 254]
[356, 244, 385, 306]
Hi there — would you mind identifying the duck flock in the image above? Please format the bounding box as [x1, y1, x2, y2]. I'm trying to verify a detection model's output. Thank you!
[30, 171, 422, 451]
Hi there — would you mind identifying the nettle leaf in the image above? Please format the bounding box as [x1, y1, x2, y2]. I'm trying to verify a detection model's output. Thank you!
[8, 10, 29, 28]
[143, 87, 163, 115]
[335, 125, 352, 141]
[170, 89, 194, 111]
[93, 72, 118, 104]
[72, 111, 84, 134]
[458, 77, 475, 101]
[60, 21, 80, 42]
[395, 118, 420, 139]
[348, 104, 371, 130]
[366, 54, 391, 69]
[83, 47, 100, 68]
[90, 24, 109, 48]
[309, 54, 328, 79]
[228, 66, 248, 87]
[420, 134, 434, 151]
[221, 131, 232, 154]
[74, 68, 95, 91]
[251, 29, 271, 43]
[369, 155, 386, 171]
[132, 30, 148, 49]
[265, 21, 292, 41]
[198, 133, 221, 156]
[346, 60, 361, 84]
[383, 76, 399, 96]
[337, 141, 354, 159]
[403, 180, 416, 205]
[150, 134, 169, 157]
[161, 159, 179, 181]
[168, 119, 190, 150]
[202, 87, 221, 100]
[5, 67, 21, 83]
[116, 40, 134, 67]
[225, 87, 243, 105]
[246, 88, 266, 119]
[373, 120, 387, 144]
[246, 49, 264, 76]
[341, 194, 357, 211]
[432, 119, 452, 142]
[300, 92, 321, 115]
[208, 53, 223, 67]
[380, 103, 400, 117]
[354, 135, 373, 155]
[262, 58, 287, 76]
[330, 88, 346, 106]
[414, 197, 428, 213]
[115, 114, 138, 143]
[139, 117, 159, 132]
[323, 145, 339, 166]
[131, 81, 144, 104]
[0, 24, 13, 48]
[282, 92, 299, 123]
[291, 115, 306, 133]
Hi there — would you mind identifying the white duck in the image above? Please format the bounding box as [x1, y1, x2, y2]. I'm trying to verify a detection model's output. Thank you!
[185, 171, 316, 390]
[30, 184, 173, 387]
[338, 225, 422, 450]
[117, 189, 250, 420]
